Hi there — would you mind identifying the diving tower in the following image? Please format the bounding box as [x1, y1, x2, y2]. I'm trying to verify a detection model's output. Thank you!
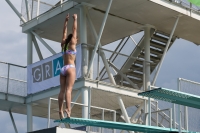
[2, 0, 200, 132]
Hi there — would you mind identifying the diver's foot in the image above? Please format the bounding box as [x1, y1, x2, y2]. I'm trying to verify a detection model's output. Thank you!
[59, 111, 64, 120]
[65, 109, 71, 118]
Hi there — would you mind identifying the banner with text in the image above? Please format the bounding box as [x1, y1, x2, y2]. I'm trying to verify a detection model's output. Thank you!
[27, 44, 82, 94]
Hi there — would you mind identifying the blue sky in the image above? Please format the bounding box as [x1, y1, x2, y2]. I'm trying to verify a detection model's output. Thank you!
[0, 0, 200, 132]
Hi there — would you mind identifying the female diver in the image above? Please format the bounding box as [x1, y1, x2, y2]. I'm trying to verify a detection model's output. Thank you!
[58, 13, 77, 119]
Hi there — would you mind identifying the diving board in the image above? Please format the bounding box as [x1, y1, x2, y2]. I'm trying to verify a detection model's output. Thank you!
[138, 88, 200, 109]
[54, 117, 179, 133]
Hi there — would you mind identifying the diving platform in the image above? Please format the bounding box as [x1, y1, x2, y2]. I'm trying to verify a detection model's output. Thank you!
[54, 117, 179, 133]
[0, 78, 145, 120]
[138, 87, 200, 109]
[21, 0, 200, 46]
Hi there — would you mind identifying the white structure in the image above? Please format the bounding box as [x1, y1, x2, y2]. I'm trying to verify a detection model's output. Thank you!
[1, 0, 200, 132]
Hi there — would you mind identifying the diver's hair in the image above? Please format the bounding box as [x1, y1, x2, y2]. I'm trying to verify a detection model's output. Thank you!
[64, 34, 73, 50]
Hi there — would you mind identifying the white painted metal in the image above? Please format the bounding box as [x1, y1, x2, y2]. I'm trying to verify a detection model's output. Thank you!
[152, 15, 180, 86]
[144, 25, 151, 92]
[101, 109, 104, 133]
[37, 0, 40, 17]
[47, 98, 51, 128]
[86, 0, 113, 77]
[80, 5, 88, 119]
[31, 31, 56, 55]
[82, 87, 88, 118]
[88, 87, 91, 119]
[118, 97, 133, 129]
[170, 108, 172, 129]
[26, 33, 33, 132]
[180, 78, 200, 85]
[156, 101, 158, 126]
[86, 11, 116, 84]
[178, 78, 181, 133]
[172, 103, 176, 128]
[148, 93, 151, 126]
[113, 111, 116, 133]
[32, 35, 43, 60]
[130, 36, 138, 46]
[144, 25, 151, 126]
[50, 97, 116, 112]
[130, 101, 145, 122]
[27, 33, 32, 65]
[24, 0, 30, 20]
[5, 0, 27, 23]
[27, 104, 33, 132]
[108, 61, 138, 89]
[6, 64, 10, 100]
[9, 110, 18, 133]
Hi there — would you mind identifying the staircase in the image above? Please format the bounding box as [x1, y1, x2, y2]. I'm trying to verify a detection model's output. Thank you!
[115, 29, 177, 89]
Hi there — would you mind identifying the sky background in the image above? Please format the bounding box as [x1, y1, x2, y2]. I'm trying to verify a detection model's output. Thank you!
[0, 0, 200, 132]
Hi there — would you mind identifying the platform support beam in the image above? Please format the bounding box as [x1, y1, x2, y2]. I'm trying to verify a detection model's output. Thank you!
[152, 15, 181, 86]
[27, 104, 33, 132]
[31, 31, 56, 55]
[86, 9, 116, 84]
[27, 33, 33, 65]
[80, 5, 88, 120]
[9, 110, 18, 133]
[86, 0, 113, 77]
[32, 35, 43, 60]
[143, 25, 152, 126]
[5, 0, 27, 23]
[27, 30, 33, 132]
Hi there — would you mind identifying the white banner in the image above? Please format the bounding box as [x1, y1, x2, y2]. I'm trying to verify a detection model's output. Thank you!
[27, 44, 82, 94]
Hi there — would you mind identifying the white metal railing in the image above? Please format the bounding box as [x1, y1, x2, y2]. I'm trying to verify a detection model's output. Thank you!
[21, 0, 74, 23]
[165, 0, 200, 14]
[0, 61, 27, 97]
[48, 97, 117, 133]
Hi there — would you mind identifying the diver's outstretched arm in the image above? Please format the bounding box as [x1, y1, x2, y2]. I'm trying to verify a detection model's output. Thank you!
[61, 13, 69, 47]
[71, 14, 77, 45]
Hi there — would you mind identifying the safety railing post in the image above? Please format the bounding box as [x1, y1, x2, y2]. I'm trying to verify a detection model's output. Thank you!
[47, 98, 51, 128]
[6, 64, 10, 100]
[37, 0, 40, 17]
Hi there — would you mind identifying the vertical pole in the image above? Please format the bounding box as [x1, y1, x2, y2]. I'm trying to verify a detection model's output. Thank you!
[27, 104, 33, 132]
[27, 32, 32, 132]
[6, 64, 10, 100]
[37, 0, 40, 17]
[178, 78, 181, 133]
[156, 101, 158, 126]
[113, 111, 116, 133]
[170, 108, 172, 129]
[87, 87, 91, 133]
[47, 98, 51, 128]
[101, 109, 104, 133]
[80, 5, 88, 119]
[185, 106, 188, 130]
[144, 25, 151, 125]
[148, 86, 151, 126]
[172, 103, 176, 128]
[27, 33, 32, 65]
[88, 47, 93, 79]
